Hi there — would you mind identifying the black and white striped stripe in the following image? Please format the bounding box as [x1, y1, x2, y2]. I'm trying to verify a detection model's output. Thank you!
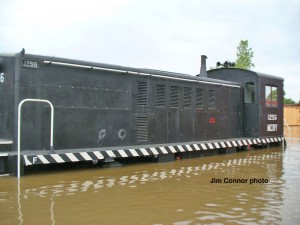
[23, 136, 285, 166]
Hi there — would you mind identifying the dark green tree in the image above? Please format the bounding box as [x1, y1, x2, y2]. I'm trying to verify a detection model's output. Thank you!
[283, 90, 296, 104]
[235, 40, 255, 69]
[284, 98, 296, 104]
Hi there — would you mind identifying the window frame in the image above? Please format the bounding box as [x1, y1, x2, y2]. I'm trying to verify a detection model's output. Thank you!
[265, 85, 278, 108]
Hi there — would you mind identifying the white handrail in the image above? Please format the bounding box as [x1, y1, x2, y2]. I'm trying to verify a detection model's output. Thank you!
[17, 99, 54, 178]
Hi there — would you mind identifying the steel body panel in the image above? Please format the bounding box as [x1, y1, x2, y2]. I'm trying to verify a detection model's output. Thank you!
[0, 56, 14, 145]
[258, 76, 284, 137]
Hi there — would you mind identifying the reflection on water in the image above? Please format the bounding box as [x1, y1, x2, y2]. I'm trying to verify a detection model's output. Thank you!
[1, 140, 300, 225]
[284, 126, 300, 140]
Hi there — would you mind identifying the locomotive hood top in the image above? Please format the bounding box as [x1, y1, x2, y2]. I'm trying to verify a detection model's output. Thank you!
[0, 52, 241, 88]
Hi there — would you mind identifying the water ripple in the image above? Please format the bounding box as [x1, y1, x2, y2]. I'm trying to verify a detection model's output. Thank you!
[1, 144, 300, 224]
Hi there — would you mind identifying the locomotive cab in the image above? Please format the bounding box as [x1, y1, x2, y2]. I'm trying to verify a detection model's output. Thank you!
[207, 68, 284, 138]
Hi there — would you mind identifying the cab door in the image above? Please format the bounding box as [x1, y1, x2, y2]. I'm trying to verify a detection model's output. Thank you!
[242, 78, 259, 137]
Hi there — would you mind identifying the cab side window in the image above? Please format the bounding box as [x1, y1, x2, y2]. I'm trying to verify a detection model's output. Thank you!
[265, 85, 278, 107]
[244, 82, 255, 103]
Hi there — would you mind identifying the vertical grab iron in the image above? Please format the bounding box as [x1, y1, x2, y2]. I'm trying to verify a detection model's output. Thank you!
[17, 99, 54, 178]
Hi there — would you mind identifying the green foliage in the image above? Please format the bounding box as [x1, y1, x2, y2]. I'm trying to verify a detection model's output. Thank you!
[283, 90, 297, 104]
[235, 40, 255, 70]
[266, 88, 277, 100]
[284, 98, 296, 104]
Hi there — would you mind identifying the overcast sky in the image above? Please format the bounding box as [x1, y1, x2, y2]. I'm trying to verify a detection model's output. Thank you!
[1, 0, 299, 101]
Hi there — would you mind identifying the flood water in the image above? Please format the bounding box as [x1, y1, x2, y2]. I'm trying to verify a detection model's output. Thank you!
[1, 138, 300, 225]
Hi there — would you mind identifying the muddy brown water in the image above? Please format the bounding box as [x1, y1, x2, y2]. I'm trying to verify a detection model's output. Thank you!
[1, 138, 300, 225]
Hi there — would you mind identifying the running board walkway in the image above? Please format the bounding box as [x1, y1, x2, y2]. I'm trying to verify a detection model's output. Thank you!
[23, 136, 285, 166]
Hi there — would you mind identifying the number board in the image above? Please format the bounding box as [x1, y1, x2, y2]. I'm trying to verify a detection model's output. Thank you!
[22, 60, 40, 69]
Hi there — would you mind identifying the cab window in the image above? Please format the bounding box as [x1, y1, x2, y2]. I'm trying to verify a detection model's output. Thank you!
[265, 85, 278, 107]
[244, 82, 255, 103]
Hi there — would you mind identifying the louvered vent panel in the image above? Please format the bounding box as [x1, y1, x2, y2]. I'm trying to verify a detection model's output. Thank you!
[170, 86, 179, 108]
[183, 87, 192, 108]
[137, 116, 148, 142]
[156, 84, 166, 107]
[137, 81, 148, 106]
[208, 90, 216, 110]
[196, 88, 204, 109]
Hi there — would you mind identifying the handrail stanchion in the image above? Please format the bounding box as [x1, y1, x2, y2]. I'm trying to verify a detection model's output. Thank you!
[17, 99, 54, 178]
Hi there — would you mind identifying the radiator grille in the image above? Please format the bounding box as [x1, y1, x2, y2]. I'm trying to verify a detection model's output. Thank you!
[208, 90, 216, 110]
[156, 84, 166, 107]
[196, 88, 204, 109]
[183, 87, 192, 108]
[137, 81, 148, 106]
[137, 116, 148, 142]
[170, 86, 179, 108]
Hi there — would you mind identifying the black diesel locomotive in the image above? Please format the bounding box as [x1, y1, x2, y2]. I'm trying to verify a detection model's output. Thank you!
[0, 52, 284, 176]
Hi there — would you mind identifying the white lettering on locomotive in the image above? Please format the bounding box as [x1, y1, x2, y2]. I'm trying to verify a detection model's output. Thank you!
[267, 124, 278, 132]
[267, 114, 277, 121]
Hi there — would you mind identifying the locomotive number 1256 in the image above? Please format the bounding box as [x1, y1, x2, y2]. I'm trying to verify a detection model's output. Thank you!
[22, 60, 39, 68]
[267, 114, 277, 121]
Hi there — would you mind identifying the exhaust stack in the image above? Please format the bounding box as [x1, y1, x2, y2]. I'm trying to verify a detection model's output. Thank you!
[199, 55, 207, 77]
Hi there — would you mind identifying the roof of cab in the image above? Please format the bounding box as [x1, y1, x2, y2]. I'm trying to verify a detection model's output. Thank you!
[208, 68, 284, 81]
